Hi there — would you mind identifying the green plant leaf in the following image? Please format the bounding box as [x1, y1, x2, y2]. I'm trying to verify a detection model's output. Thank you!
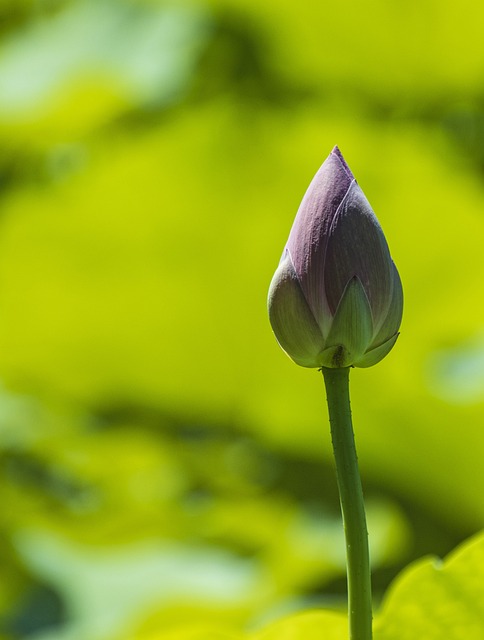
[250, 531, 484, 640]
[375, 530, 484, 639]
[251, 611, 347, 640]
[157, 627, 243, 640]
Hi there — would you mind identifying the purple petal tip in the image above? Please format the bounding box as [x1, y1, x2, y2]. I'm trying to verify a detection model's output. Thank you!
[330, 146, 354, 180]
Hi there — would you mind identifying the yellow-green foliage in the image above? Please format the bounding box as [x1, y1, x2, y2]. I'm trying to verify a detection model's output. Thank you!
[0, 0, 483, 638]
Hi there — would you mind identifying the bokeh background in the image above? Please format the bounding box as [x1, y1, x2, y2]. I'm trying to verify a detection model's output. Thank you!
[0, 0, 484, 638]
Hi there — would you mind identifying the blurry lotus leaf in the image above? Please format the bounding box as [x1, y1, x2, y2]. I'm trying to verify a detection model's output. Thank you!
[250, 531, 484, 640]
[0, 1, 209, 141]
[142, 627, 243, 640]
[251, 611, 347, 640]
[375, 530, 484, 639]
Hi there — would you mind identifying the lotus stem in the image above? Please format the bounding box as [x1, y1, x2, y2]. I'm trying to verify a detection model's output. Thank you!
[322, 366, 372, 640]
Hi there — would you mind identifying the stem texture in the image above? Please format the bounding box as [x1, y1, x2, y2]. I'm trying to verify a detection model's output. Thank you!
[322, 366, 372, 640]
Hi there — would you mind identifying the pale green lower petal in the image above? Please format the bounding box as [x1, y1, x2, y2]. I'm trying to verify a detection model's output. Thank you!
[354, 332, 399, 368]
[268, 254, 325, 367]
[324, 276, 373, 364]
[371, 261, 403, 347]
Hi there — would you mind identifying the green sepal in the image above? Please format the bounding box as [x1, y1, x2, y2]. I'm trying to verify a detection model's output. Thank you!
[355, 332, 399, 368]
[268, 254, 325, 368]
[371, 261, 403, 347]
[324, 276, 373, 365]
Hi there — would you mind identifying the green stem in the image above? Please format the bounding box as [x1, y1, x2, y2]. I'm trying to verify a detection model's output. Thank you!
[321, 366, 372, 640]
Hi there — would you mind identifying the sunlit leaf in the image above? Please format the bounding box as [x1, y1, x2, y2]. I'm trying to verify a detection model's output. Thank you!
[251, 611, 347, 640]
[0, 1, 209, 141]
[375, 531, 484, 639]
[127, 624, 243, 640]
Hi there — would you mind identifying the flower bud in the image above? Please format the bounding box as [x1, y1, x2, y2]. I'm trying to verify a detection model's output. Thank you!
[268, 146, 403, 369]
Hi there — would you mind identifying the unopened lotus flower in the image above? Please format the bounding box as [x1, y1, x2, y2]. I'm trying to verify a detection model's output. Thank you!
[268, 146, 403, 369]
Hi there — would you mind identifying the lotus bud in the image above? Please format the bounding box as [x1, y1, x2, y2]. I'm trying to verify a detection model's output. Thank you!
[268, 146, 403, 369]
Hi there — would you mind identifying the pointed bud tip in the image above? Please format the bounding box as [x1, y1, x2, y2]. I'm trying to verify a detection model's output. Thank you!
[330, 146, 354, 180]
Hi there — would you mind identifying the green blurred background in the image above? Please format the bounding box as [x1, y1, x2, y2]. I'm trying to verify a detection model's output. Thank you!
[0, 0, 484, 638]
